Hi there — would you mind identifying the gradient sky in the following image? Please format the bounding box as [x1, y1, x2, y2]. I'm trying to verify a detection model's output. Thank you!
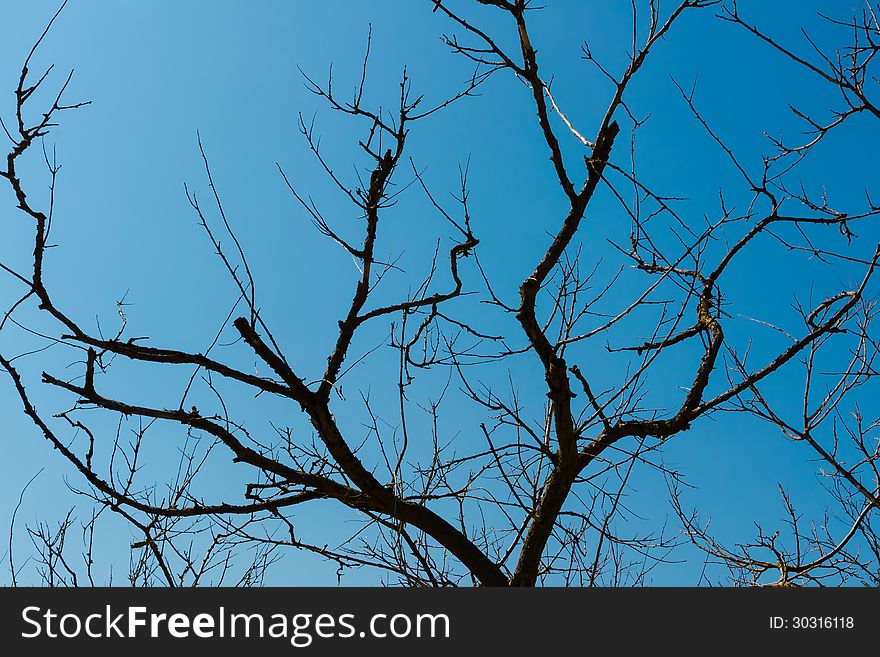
[1, 0, 877, 586]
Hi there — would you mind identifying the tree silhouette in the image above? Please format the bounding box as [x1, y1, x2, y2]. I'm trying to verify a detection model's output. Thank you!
[3, 0, 880, 586]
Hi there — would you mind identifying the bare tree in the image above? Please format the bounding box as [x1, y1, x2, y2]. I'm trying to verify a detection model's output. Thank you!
[2, 0, 879, 586]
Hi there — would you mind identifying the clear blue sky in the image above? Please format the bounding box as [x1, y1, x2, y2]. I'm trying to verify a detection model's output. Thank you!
[1, 1, 877, 585]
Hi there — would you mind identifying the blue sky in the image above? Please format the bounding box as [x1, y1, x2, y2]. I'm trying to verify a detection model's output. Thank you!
[1, 1, 878, 585]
